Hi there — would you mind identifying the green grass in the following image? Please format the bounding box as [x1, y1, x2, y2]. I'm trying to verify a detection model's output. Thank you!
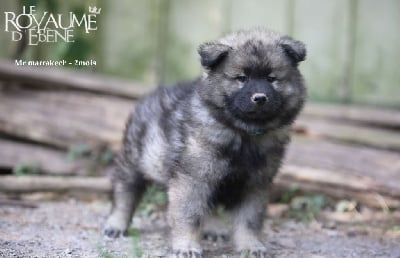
[240, 250, 250, 258]
[96, 245, 115, 258]
[279, 183, 300, 204]
[130, 228, 143, 258]
[286, 194, 326, 222]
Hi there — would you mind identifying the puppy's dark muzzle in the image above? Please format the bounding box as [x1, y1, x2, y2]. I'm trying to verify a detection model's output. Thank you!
[227, 78, 283, 121]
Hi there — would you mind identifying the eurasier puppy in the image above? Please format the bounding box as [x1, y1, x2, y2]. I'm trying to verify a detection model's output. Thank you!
[103, 28, 306, 258]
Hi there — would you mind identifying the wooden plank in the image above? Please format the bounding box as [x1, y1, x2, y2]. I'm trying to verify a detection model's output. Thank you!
[276, 165, 400, 209]
[0, 175, 111, 193]
[0, 87, 132, 150]
[0, 139, 88, 176]
[0, 60, 151, 98]
[280, 136, 400, 208]
[0, 133, 398, 208]
[1, 166, 399, 208]
[0, 199, 38, 208]
[286, 136, 400, 193]
[295, 116, 400, 151]
[351, 0, 400, 106]
[302, 103, 400, 129]
[1, 86, 398, 162]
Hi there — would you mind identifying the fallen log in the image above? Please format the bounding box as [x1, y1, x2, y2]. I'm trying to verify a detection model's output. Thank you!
[276, 165, 400, 209]
[283, 137, 400, 208]
[0, 60, 152, 98]
[286, 136, 400, 185]
[0, 139, 88, 175]
[0, 199, 38, 208]
[1, 164, 399, 208]
[2, 86, 399, 152]
[0, 175, 111, 193]
[0, 87, 132, 150]
[295, 116, 400, 152]
[302, 103, 400, 129]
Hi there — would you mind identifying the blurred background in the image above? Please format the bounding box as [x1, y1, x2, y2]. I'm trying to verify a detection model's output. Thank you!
[0, 1, 399, 257]
[1, 0, 400, 106]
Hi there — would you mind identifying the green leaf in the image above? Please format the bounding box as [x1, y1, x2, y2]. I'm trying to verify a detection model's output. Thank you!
[280, 183, 299, 203]
[240, 250, 250, 258]
[100, 148, 114, 165]
[66, 143, 91, 161]
[13, 161, 41, 176]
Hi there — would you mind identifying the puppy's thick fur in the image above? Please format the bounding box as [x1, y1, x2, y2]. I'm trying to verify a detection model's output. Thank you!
[103, 28, 306, 257]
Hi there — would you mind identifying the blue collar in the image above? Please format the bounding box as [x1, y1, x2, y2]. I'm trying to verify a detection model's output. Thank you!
[249, 129, 267, 136]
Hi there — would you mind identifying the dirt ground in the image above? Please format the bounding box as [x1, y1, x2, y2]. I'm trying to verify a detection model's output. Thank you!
[1, 199, 399, 258]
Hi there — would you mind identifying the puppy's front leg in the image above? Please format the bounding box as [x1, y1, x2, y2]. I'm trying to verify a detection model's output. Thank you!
[231, 188, 269, 258]
[167, 176, 211, 258]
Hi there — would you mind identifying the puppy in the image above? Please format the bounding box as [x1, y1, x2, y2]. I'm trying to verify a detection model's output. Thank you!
[103, 28, 306, 257]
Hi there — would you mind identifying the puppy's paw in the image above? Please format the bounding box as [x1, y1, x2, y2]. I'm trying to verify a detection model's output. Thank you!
[171, 233, 202, 257]
[102, 226, 127, 238]
[202, 231, 229, 242]
[171, 249, 203, 258]
[102, 214, 130, 238]
[234, 227, 268, 257]
[239, 247, 268, 258]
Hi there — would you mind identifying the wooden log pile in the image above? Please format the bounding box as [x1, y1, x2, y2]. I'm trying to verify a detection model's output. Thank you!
[0, 60, 399, 209]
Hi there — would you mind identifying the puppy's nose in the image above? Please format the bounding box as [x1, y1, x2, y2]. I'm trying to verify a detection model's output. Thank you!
[251, 93, 268, 105]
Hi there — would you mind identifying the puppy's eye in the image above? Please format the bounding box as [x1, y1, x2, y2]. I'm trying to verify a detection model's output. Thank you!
[235, 76, 248, 83]
[266, 76, 276, 83]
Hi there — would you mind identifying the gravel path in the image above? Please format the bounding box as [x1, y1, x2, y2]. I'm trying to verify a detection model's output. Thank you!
[0, 199, 399, 258]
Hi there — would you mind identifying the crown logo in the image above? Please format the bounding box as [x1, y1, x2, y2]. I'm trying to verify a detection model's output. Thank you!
[89, 6, 101, 15]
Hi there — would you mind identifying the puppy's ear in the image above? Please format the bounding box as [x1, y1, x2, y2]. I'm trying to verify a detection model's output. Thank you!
[198, 42, 231, 69]
[280, 36, 306, 65]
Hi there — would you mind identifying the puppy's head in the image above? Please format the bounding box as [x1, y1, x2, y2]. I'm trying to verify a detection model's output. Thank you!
[197, 28, 307, 134]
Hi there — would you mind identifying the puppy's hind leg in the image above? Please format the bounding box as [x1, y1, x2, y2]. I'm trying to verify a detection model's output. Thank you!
[103, 166, 146, 238]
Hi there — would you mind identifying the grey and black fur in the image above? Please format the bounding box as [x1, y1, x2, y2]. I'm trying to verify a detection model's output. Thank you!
[103, 28, 306, 257]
